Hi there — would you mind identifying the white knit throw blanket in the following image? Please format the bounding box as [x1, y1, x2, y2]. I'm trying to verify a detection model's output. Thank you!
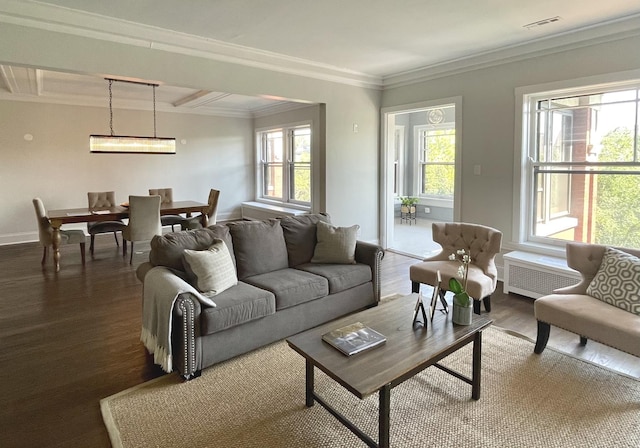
[140, 266, 216, 373]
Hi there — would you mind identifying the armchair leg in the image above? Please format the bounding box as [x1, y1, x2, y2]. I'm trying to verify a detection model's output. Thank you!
[534, 321, 551, 354]
[483, 295, 491, 312]
[473, 299, 481, 315]
[411, 281, 420, 294]
[579, 336, 588, 346]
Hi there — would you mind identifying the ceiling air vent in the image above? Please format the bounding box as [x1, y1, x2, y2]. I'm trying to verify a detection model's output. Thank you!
[523, 16, 561, 30]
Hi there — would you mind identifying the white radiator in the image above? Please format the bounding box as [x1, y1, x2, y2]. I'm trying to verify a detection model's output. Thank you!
[503, 251, 581, 299]
[241, 201, 308, 221]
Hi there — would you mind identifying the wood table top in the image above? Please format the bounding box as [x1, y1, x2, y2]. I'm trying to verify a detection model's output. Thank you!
[287, 294, 493, 399]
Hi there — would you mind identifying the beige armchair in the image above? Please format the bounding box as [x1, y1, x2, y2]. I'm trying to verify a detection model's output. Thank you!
[33, 198, 86, 266]
[534, 242, 640, 357]
[122, 195, 162, 264]
[87, 191, 126, 254]
[409, 222, 503, 314]
[149, 188, 183, 231]
[181, 188, 220, 230]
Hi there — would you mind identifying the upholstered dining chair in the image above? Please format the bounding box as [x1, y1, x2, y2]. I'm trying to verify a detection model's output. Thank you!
[149, 188, 183, 231]
[32, 198, 86, 266]
[181, 188, 220, 230]
[409, 222, 502, 315]
[87, 191, 126, 254]
[122, 195, 162, 264]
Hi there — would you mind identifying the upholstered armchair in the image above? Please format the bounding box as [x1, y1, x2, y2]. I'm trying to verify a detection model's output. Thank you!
[181, 188, 220, 230]
[122, 195, 162, 264]
[149, 188, 183, 231]
[409, 222, 503, 314]
[87, 191, 126, 254]
[33, 198, 86, 266]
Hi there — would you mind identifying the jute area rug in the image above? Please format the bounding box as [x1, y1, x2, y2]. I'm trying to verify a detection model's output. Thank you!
[101, 327, 640, 448]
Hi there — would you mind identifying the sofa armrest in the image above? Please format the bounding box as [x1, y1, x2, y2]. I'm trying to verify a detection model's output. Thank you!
[355, 241, 384, 302]
[136, 261, 154, 283]
[172, 292, 203, 380]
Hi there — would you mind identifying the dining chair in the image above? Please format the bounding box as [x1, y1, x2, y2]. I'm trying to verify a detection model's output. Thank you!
[122, 195, 162, 264]
[87, 191, 126, 254]
[149, 188, 183, 231]
[181, 188, 220, 230]
[32, 198, 86, 266]
[409, 222, 502, 315]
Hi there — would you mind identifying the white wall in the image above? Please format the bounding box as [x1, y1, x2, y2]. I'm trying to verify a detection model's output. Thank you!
[0, 22, 381, 243]
[382, 34, 640, 251]
[0, 100, 253, 244]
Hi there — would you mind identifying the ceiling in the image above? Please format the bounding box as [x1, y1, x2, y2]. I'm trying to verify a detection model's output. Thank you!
[1, 0, 640, 116]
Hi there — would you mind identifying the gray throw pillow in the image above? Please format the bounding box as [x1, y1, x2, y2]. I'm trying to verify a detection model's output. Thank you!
[586, 247, 640, 315]
[311, 220, 359, 264]
[280, 213, 331, 266]
[182, 239, 238, 297]
[227, 220, 289, 279]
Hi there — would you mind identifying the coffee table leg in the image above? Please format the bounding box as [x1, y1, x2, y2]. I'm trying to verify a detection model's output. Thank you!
[305, 359, 315, 407]
[472, 331, 482, 400]
[379, 384, 391, 448]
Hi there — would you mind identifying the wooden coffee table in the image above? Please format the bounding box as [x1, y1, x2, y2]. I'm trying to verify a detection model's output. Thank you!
[286, 294, 493, 448]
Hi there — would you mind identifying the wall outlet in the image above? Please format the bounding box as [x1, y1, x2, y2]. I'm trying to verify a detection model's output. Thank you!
[424, 207, 431, 213]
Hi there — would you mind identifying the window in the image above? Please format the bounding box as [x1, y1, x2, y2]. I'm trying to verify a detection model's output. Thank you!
[522, 82, 640, 249]
[415, 117, 455, 198]
[257, 124, 311, 206]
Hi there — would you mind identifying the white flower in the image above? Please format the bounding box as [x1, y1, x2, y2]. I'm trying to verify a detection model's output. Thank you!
[457, 249, 465, 255]
[457, 265, 466, 278]
[448, 254, 456, 261]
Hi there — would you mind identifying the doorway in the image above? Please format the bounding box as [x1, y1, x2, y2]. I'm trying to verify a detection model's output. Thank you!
[380, 97, 462, 258]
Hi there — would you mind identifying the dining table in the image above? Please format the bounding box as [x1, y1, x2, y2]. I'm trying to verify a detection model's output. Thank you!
[47, 200, 209, 272]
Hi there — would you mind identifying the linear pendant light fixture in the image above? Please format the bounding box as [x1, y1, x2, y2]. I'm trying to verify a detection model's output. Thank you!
[90, 78, 176, 154]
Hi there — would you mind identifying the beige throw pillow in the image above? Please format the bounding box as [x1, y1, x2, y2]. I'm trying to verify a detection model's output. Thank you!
[586, 247, 640, 315]
[311, 220, 359, 264]
[182, 239, 238, 297]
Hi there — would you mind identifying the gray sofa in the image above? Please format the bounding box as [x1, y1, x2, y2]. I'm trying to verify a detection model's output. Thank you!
[136, 213, 384, 380]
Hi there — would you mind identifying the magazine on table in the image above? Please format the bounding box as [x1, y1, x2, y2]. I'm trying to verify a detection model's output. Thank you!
[322, 322, 386, 356]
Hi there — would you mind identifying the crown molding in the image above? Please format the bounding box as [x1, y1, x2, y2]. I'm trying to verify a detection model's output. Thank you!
[0, 0, 383, 90]
[383, 14, 640, 89]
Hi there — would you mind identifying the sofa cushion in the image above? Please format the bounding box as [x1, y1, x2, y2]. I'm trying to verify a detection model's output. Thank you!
[149, 225, 234, 272]
[296, 263, 372, 294]
[182, 239, 237, 297]
[311, 221, 359, 264]
[200, 282, 276, 336]
[243, 268, 329, 310]
[587, 247, 640, 315]
[228, 220, 289, 279]
[280, 213, 330, 267]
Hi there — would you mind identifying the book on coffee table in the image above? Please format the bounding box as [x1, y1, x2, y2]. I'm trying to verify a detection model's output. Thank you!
[322, 322, 386, 356]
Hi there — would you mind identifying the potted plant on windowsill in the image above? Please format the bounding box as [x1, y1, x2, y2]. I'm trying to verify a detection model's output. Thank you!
[449, 249, 474, 325]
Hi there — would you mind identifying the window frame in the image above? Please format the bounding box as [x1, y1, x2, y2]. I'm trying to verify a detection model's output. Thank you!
[255, 122, 312, 209]
[514, 72, 640, 254]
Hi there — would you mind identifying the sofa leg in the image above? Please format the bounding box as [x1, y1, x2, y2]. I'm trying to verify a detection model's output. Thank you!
[411, 281, 420, 294]
[534, 321, 551, 354]
[579, 336, 588, 346]
[181, 370, 201, 381]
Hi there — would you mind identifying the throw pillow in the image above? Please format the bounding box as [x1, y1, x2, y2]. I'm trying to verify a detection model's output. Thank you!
[311, 220, 359, 264]
[279, 213, 331, 267]
[182, 239, 238, 297]
[227, 220, 289, 279]
[586, 247, 640, 315]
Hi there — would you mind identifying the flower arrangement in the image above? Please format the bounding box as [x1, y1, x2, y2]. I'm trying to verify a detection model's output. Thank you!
[448, 249, 472, 307]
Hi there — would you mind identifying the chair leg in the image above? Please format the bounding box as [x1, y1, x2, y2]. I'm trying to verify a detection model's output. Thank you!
[41, 246, 48, 265]
[129, 242, 134, 264]
[411, 281, 420, 293]
[473, 299, 481, 315]
[534, 321, 551, 354]
[579, 336, 588, 346]
[90, 235, 95, 254]
[113, 232, 120, 247]
[483, 295, 491, 312]
[80, 242, 86, 264]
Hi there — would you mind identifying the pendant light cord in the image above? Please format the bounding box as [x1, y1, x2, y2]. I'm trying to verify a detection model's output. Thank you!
[108, 79, 114, 136]
[153, 84, 157, 138]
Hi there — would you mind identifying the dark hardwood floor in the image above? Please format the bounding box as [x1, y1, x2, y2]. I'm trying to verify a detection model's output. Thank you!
[0, 239, 637, 447]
